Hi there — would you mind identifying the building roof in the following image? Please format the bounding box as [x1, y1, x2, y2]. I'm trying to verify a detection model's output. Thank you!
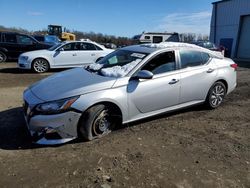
[212, 0, 231, 5]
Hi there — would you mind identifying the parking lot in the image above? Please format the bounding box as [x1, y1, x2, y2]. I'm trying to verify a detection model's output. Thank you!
[0, 62, 249, 187]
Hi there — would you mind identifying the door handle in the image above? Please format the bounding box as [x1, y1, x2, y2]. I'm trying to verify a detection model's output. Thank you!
[169, 79, 179, 85]
[72, 53, 77, 56]
[91, 53, 96, 56]
[207, 68, 214, 73]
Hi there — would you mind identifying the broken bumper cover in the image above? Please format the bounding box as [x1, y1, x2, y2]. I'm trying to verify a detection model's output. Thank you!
[24, 111, 82, 145]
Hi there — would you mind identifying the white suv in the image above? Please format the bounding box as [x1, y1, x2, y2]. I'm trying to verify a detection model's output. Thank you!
[18, 41, 114, 73]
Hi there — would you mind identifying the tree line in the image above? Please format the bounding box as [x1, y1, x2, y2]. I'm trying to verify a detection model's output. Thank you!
[0, 25, 209, 45]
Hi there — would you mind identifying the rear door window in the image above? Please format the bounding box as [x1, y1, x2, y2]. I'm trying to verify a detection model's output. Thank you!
[80, 42, 97, 50]
[17, 35, 34, 44]
[4, 33, 17, 43]
[62, 43, 78, 51]
[179, 50, 210, 68]
[94, 44, 103, 50]
[201, 52, 210, 63]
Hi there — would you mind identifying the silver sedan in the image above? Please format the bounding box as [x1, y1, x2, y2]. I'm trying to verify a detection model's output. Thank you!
[23, 42, 237, 145]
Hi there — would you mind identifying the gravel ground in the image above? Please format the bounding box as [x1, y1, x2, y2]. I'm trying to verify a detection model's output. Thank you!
[0, 63, 249, 188]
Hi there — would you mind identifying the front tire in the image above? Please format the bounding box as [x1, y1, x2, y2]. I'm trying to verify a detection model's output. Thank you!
[0, 51, 7, 63]
[32, 58, 49, 73]
[206, 81, 226, 109]
[79, 104, 118, 141]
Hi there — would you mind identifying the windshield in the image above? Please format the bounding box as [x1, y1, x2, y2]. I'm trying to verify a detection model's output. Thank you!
[48, 43, 63, 51]
[45, 36, 59, 43]
[86, 49, 148, 78]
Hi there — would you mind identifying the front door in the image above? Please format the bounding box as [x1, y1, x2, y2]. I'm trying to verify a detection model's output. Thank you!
[53, 42, 79, 67]
[128, 51, 180, 114]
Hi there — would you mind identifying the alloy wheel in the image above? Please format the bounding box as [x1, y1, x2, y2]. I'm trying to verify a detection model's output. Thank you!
[33, 59, 48, 73]
[0, 52, 6, 63]
[210, 84, 225, 107]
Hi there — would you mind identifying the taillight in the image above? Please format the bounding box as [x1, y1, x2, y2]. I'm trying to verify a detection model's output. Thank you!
[230, 63, 238, 71]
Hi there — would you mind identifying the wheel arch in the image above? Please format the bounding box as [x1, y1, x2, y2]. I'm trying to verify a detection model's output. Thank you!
[77, 101, 123, 137]
[214, 79, 228, 93]
[0, 47, 8, 53]
[31, 57, 51, 69]
[31, 57, 50, 68]
[0, 50, 7, 62]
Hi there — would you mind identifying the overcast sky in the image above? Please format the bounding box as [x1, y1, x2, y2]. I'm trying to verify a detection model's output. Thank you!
[0, 0, 215, 37]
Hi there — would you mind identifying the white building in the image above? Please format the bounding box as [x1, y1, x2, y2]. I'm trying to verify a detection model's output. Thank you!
[210, 0, 250, 59]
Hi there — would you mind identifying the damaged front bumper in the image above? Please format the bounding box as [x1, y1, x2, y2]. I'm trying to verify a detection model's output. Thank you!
[24, 110, 81, 145]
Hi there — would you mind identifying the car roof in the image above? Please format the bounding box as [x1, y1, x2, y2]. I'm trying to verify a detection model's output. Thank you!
[59, 40, 106, 49]
[123, 42, 224, 58]
[0, 31, 31, 36]
[63, 40, 97, 44]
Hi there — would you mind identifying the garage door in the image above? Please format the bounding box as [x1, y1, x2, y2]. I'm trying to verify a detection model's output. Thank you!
[237, 15, 250, 59]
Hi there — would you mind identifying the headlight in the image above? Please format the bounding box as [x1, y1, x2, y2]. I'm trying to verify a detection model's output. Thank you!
[20, 56, 29, 61]
[35, 96, 79, 115]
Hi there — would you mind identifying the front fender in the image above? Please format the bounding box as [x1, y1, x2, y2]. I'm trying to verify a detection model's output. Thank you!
[30, 56, 52, 66]
[71, 87, 128, 123]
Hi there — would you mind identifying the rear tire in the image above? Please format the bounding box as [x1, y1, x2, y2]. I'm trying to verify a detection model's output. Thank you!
[79, 104, 116, 141]
[32, 58, 49, 73]
[205, 81, 226, 109]
[0, 51, 7, 63]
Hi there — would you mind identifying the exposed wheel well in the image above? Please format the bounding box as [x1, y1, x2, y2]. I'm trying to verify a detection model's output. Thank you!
[77, 102, 123, 137]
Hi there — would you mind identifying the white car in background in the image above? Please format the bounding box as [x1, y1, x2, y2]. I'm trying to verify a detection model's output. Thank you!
[18, 41, 114, 73]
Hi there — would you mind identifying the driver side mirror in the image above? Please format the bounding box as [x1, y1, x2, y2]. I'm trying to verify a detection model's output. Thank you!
[57, 48, 64, 52]
[134, 70, 153, 80]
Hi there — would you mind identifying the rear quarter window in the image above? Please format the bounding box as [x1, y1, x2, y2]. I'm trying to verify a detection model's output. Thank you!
[94, 44, 103, 50]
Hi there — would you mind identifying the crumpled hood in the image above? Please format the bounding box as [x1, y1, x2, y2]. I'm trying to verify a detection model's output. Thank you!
[29, 68, 117, 101]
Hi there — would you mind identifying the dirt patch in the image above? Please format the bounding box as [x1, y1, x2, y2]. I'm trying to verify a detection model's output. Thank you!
[0, 63, 249, 187]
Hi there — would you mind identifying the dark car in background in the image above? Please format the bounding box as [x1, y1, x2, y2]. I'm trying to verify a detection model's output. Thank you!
[33, 35, 61, 46]
[0, 31, 53, 63]
[192, 41, 225, 55]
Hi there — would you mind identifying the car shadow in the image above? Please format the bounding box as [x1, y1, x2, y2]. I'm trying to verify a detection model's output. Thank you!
[0, 67, 68, 74]
[118, 104, 207, 130]
[0, 67, 33, 74]
[0, 107, 33, 150]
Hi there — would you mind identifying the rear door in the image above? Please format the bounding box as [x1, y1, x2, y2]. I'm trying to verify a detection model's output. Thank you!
[16, 34, 37, 53]
[77, 42, 101, 65]
[2, 33, 19, 59]
[178, 50, 218, 103]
